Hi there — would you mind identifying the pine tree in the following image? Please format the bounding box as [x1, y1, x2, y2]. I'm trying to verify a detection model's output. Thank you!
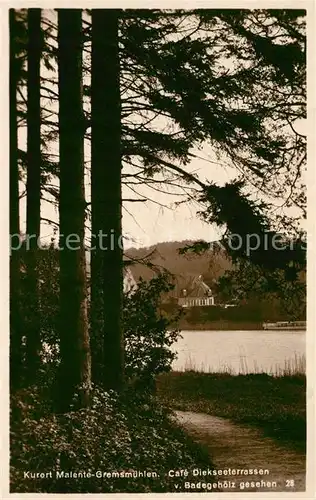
[25, 8, 42, 383]
[91, 9, 124, 390]
[10, 9, 23, 390]
[57, 9, 91, 410]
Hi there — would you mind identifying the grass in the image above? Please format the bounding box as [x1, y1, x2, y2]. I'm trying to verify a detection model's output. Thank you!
[157, 370, 306, 452]
[181, 352, 306, 377]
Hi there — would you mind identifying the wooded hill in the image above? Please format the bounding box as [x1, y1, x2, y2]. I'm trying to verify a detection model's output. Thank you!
[125, 240, 232, 298]
[126, 239, 306, 324]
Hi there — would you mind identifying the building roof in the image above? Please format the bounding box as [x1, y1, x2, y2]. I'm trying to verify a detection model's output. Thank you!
[181, 275, 213, 298]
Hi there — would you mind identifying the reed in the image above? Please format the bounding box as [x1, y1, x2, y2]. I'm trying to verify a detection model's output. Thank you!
[182, 352, 306, 377]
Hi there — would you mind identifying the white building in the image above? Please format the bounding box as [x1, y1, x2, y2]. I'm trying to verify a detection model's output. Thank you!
[123, 267, 137, 294]
[178, 275, 215, 308]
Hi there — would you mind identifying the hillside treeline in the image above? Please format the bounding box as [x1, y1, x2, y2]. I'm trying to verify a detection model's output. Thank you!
[127, 240, 306, 324]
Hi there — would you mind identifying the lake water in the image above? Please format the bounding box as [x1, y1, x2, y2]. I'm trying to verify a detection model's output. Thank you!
[171, 330, 306, 375]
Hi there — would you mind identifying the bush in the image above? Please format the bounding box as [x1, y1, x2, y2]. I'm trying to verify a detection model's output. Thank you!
[10, 386, 214, 493]
[16, 255, 183, 392]
[123, 274, 182, 389]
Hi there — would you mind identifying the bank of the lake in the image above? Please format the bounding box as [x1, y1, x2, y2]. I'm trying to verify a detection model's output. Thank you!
[174, 302, 306, 332]
[179, 321, 263, 331]
[157, 372, 306, 452]
[171, 329, 305, 375]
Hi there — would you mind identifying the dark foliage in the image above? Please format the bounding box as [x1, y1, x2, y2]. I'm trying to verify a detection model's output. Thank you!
[14, 247, 182, 392]
[197, 181, 306, 274]
[123, 274, 182, 390]
[215, 259, 306, 320]
[10, 386, 214, 493]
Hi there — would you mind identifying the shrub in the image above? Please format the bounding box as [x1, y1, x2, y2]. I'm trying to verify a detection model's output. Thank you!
[123, 273, 182, 389]
[16, 252, 183, 393]
[10, 386, 213, 493]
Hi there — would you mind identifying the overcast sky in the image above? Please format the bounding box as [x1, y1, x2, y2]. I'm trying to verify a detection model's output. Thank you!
[19, 142, 236, 248]
[19, 118, 305, 249]
[16, 10, 307, 250]
[17, 9, 239, 250]
[19, 133, 305, 250]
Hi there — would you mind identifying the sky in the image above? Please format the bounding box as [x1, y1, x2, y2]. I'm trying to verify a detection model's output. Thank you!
[17, 9, 239, 250]
[16, 10, 307, 251]
[19, 118, 306, 250]
[120, 116, 306, 249]
[19, 143, 234, 248]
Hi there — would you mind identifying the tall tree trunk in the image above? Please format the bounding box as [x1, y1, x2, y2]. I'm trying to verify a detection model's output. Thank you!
[25, 8, 42, 383]
[9, 9, 22, 391]
[90, 10, 105, 386]
[57, 9, 91, 411]
[91, 9, 124, 391]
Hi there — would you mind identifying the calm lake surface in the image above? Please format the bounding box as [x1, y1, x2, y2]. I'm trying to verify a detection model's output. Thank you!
[171, 330, 306, 374]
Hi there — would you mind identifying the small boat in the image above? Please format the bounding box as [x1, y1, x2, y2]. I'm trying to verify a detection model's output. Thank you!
[262, 321, 306, 331]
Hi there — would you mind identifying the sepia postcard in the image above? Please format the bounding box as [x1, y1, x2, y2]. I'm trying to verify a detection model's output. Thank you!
[1, 1, 315, 498]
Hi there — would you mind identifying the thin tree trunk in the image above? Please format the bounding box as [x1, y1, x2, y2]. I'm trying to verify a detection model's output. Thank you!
[9, 9, 22, 391]
[57, 9, 91, 411]
[89, 236, 104, 384]
[25, 8, 42, 383]
[91, 9, 124, 391]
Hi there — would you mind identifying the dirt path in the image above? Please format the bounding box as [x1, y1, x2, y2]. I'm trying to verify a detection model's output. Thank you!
[175, 410, 306, 493]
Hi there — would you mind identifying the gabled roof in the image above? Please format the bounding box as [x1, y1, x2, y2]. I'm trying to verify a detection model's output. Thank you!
[181, 275, 213, 298]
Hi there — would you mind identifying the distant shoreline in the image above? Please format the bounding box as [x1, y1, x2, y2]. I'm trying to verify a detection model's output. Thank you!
[178, 321, 264, 331]
[177, 321, 305, 331]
